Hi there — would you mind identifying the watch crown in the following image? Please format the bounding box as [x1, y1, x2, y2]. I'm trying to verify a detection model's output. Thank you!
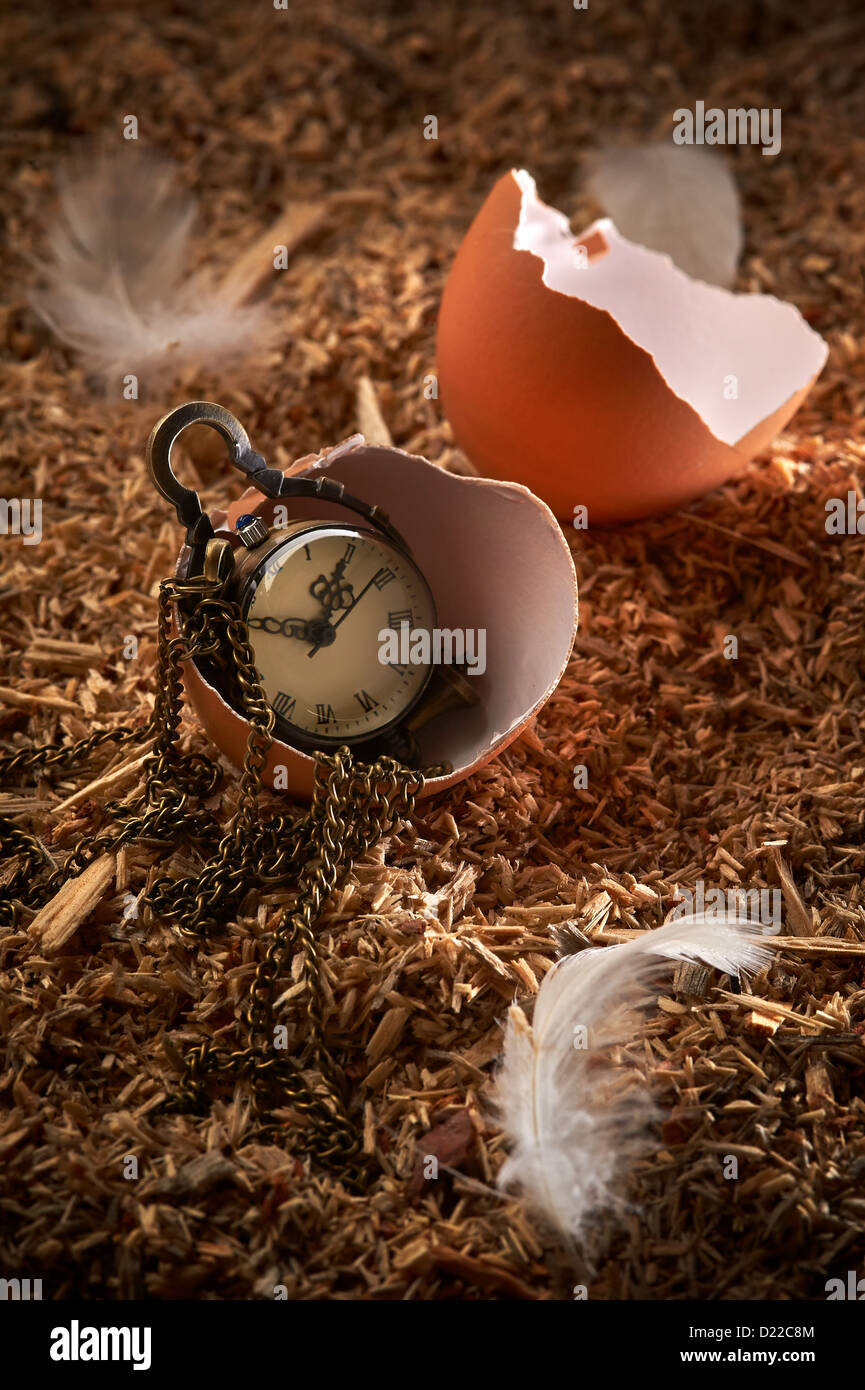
[235, 513, 270, 549]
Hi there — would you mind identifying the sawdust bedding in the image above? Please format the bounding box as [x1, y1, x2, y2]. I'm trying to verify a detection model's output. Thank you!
[1, 0, 865, 1299]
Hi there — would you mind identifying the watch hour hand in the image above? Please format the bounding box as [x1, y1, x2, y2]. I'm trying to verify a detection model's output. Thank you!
[310, 559, 354, 617]
[307, 574, 376, 658]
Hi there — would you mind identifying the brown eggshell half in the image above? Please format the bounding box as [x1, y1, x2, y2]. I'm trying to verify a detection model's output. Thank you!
[178, 437, 578, 799]
[436, 169, 828, 523]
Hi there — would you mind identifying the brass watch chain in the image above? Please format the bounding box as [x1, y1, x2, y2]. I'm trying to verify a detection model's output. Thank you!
[0, 571, 442, 1187]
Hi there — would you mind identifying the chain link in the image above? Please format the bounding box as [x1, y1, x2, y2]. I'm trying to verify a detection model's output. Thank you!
[0, 572, 440, 1185]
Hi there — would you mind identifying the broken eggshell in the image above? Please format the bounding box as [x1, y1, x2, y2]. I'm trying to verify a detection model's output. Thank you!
[177, 435, 578, 799]
[436, 169, 828, 523]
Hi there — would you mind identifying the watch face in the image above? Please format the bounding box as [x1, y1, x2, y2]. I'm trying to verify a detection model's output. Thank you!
[242, 524, 436, 746]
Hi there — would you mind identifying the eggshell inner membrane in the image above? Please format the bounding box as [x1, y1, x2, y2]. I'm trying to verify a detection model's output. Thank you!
[513, 169, 828, 446]
[184, 441, 577, 797]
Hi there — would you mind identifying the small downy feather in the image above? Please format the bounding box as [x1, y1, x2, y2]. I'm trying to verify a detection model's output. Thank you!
[585, 143, 743, 287]
[29, 149, 277, 387]
[495, 913, 769, 1248]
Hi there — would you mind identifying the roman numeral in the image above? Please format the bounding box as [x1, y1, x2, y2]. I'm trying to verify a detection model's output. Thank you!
[272, 691, 296, 721]
[372, 567, 395, 590]
[342, 541, 356, 564]
[354, 689, 380, 713]
[316, 703, 336, 725]
[303, 544, 311, 561]
[388, 608, 412, 628]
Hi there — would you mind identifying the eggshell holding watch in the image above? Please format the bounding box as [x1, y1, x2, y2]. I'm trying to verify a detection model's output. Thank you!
[176, 437, 578, 799]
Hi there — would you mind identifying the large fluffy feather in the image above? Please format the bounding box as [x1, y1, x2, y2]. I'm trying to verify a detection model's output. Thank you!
[30, 150, 277, 387]
[585, 143, 743, 287]
[496, 914, 770, 1246]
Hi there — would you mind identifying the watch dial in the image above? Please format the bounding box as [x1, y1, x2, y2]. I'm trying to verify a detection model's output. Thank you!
[243, 525, 436, 744]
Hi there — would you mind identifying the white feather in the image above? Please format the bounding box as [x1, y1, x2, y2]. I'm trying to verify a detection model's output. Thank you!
[585, 143, 743, 287]
[496, 913, 770, 1245]
[29, 150, 276, 386]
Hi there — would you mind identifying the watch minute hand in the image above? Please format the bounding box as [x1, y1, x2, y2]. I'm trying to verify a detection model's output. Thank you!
[248, 616, 314, 640]
[329, 575, 378, 630]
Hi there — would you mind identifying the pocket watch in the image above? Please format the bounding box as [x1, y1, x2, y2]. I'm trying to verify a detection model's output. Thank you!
[147, 401, 477, 767]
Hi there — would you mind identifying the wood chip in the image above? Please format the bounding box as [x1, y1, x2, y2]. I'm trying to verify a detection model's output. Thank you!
[0, 685, 81, 714]
[218, 203, 330, 306]
[365, 1006, 410, 1063]
[770, 847, 813, 936]
[355, 375, 392, 446]
[744, 1009, 781, 1037]
[28, 854, 116, 953]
